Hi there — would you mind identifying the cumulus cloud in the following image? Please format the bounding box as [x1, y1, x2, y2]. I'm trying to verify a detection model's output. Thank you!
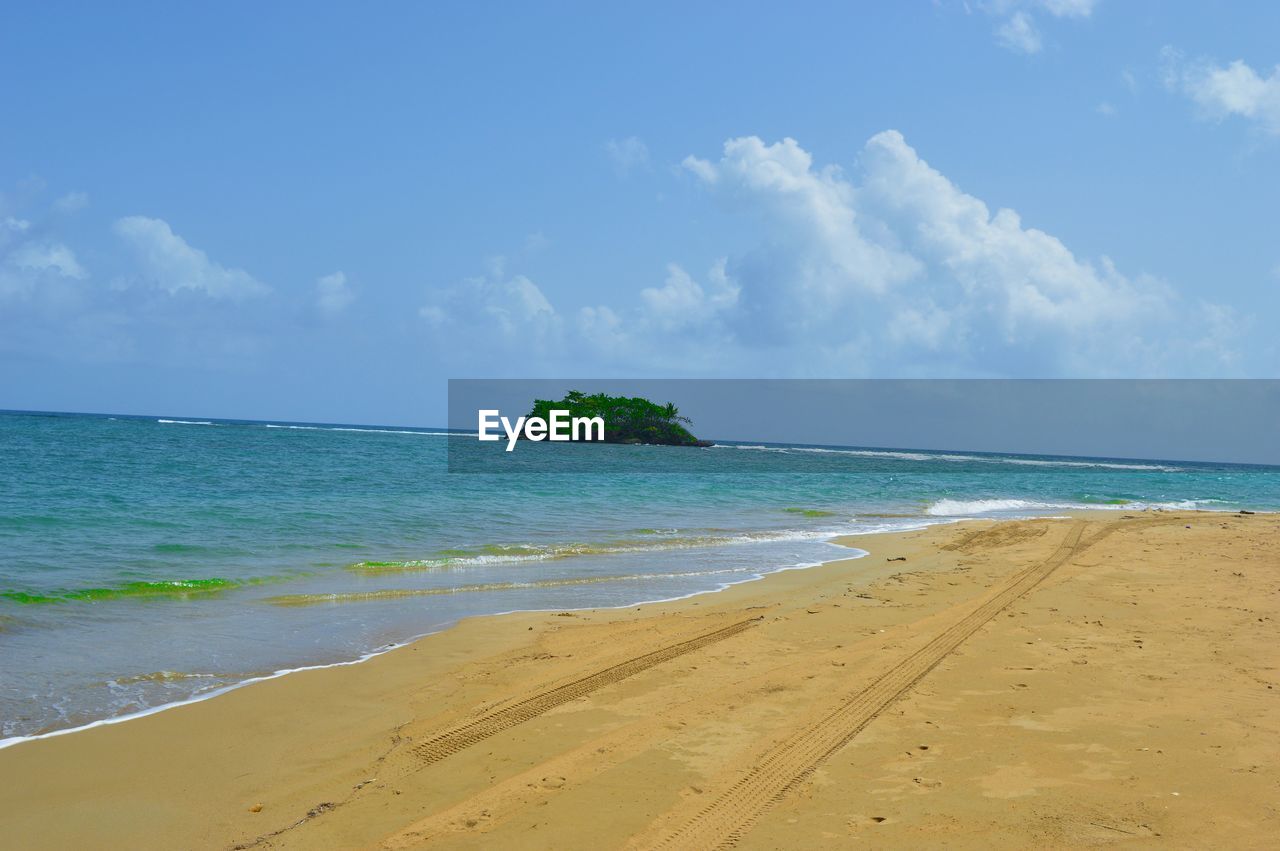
[857, 130, 1167, 336]
[996, 12, 1042, 54]
[315, 271, 354, 316]
[885, 300, 956, 351]
[8, 241, 87, 280]
[114, 216, 268, 299]
[0, 197, 321, 377]
[420, 268, 562, 362]
[681, 135, 920, 343]
[0, 215, 87, 298]
[982, 0, 1096, 54]
[576, 259, 745, 374]
[420, 130, 1253, 376]
[639, 261, 738, 332]
[668, 130, 1190, 373]
[419, 261, 732, 374]
[606, 136, 650, 175]
[1162, 48, 1280, 135]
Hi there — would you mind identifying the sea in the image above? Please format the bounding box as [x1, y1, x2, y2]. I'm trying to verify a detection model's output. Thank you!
[2, 409, 1277, 746]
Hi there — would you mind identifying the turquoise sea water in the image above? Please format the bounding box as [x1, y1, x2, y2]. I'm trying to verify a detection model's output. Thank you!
[2, 410, 1278, 744]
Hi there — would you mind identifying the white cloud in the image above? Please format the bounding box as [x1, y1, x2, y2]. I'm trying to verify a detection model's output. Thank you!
[996, 12, 1042, 54]
[682, 136, 921, 308]
[114, 216, 268, 299]
[1, 202, 297, 371]
[0, 215, 87, 298]
[315, 271, 354, 316]
[886, 301, 956, 351]
[417, 130, 1253, 377]
[53, 192, 89, 214]
[420, 269, 561, 355]
[1096, 101, 1117, 116]
[577, 303, 623, 341]
[675, 130, 1174, 370]
[1186, 302, 1248, 366]
[8, 241, 87, 280]
[681, 134, 923, 345]
[1, 216, 30, 240]
[858, 130, 1169, 341]
[1036, 0, 1096, 18]
[983, 0, 1096, 54]
[639, 261, 739, 332]
[606, 137, 650, 175]
[681, 155, 718, 184]
[1163, 48, 1280, 135]
[579, 260, 743, 373]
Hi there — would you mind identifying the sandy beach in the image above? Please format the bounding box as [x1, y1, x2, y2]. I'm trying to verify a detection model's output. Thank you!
[1, 511, 1276, 849]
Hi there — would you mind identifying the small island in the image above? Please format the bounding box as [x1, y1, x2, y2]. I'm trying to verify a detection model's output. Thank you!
[526, 391, 713, 447]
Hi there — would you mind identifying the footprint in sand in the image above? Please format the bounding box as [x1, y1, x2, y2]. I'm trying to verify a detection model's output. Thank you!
[847, 815, 890, 830]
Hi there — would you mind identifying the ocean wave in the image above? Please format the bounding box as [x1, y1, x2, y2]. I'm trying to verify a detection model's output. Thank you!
[716, 444, 938, 461]
[156, 419, 214, 426]
[268, 567, 760, 607]
[348, 526, 868, 574]
[714, 443, 1180, 471]
[0, 639, 418, 751]
[107, 670, 224, 686]
[924, 498, 1205, 517]
[998, 458, 1182, 471]
[262, 423, 460, 436]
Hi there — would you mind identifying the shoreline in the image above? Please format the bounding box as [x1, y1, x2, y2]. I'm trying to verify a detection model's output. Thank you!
[0, 508, 1249, 751]
[0, 534, 891, 751]
[2, 510, 1275, 848]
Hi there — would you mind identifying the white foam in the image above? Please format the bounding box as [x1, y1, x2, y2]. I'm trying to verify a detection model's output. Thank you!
[262, 423, 463, 436]
[715, 444, 938, 462]
[156, 419, 214, 426]
[714, 443, 1180, 471]
[355, 522, 930, 571]
[0, 639, 416, 752]
[925, 498, 1204, 517]
[998, 458, 1181, 471]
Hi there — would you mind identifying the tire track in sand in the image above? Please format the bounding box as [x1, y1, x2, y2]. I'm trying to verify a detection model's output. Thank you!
[234, 617, 763, 849]
[408, 616, 762, 767]
[638, 520, 1089, 850]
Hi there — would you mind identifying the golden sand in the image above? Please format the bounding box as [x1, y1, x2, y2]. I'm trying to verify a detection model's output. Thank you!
[0, 512, 1276, 849]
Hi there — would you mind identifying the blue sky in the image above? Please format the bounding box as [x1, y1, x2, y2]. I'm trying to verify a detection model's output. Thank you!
[2, 1, 1278, 425]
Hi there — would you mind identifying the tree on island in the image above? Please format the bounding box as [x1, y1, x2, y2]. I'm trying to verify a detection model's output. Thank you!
[526, 391, 712, 446]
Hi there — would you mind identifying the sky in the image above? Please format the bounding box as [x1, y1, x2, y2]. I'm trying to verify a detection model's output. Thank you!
[2, 1, 1279, 426]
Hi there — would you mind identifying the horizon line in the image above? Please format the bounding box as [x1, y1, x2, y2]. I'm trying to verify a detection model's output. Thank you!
[3, 407, 1276, 470]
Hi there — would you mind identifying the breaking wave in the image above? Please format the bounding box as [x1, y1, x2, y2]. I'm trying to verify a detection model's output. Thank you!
[715, 443, 1181, 471]
[924, 498, 1210, 517]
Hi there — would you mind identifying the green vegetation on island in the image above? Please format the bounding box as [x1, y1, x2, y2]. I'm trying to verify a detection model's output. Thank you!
[526, 391, 713, 447]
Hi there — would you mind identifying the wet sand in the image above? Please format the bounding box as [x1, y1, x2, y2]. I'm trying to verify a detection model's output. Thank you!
[0, 511, 1276, 848]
